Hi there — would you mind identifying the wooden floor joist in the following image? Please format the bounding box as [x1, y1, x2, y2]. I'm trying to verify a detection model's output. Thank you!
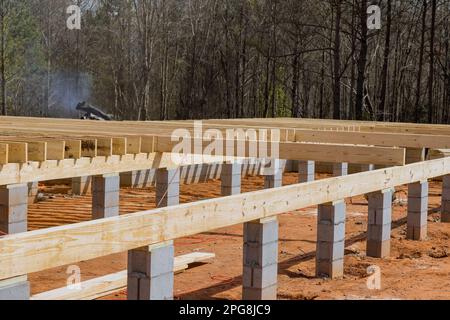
[1, 117, 450, 151]
[1, 156, 450, 281]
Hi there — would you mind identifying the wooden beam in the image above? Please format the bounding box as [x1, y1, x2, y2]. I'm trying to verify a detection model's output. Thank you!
[30, 252, 215, 300]
[0, 143, 8, 165]
[112, 138, 127, 155]
[155, 135, 405, 165]
[27, 142, 47, 161]
[46, 141, 65, 160]
[294, 129, 450, 149]
[1, 157, 449, 280]
[81, 139, 97, 158]
[64, 140, 82, 159]
[5, 142, 27, 163]
[126, 137, 141, 154]
[96, 138, 113, 157]
[0, 153, 236, 185]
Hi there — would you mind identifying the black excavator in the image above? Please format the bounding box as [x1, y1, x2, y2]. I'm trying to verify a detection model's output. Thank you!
[76, 101, 112, 121]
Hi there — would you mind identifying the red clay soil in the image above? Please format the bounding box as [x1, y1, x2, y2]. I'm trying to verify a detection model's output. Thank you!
[20, 173, 450, 300]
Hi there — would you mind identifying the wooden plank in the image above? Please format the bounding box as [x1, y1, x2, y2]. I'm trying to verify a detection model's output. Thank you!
[5, 142, 27, 163]
[30, 252, 215, 300]
[278, 142, 405, 166]
[126, 137, 141, 154]
[26, 142, 47, 162]
[155, 135, 406, 165]
[0, 153, 236, 185]
[46, 141, 65, 160]
[140, 136, 155, 153]
[96, 138, 113, 157]
[64, 140, 82, 159]
[80, 139, 97, 158]
[295, 129, 450, 149]
[0, 144, 8, 165]
[112, 138, 127, 155]
[1, 157, 449, 280]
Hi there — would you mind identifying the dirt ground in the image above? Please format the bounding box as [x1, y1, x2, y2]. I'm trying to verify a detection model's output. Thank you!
[21, 173, 450, 300]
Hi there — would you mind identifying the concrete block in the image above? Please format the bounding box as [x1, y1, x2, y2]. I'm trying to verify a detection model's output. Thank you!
[441, 175, 450, 223]
[368, 189, 393, 211]
[244, 219, 279, 245]
[243, 241, 278, 268]
[27, 181, 39, 204]
[0, 280, 30, 300]
[360, 164, 375, 172]
[0, 184, 28, 234]
[318, 201, 346, 224]
[316, 259, 344, 279]
[406, 225, 427, 241]
[242, 284, 277, 300]
[139, 272, 174, 300]
[221, 163, 242, 197]
[91, 174, 120, 220]
[366, 239, 390, 258]
[316, 200, 346, 279]
[408, 181, 428, 198]
[221, 186, 241, 196]
[316, 240, 345, 261]
[0, 204, 27, 223]
[92, 190, 120, 208]
[367, 223, 391, 242]
[92, 206, 119, 220]
[367, 208, 392, 226]
[0, 220, 27, 234]
[408, 197, 428, 213]
[298, 160, 315, 183]
[243, 264, 278, 288]
[367, 189, 392, 256]
[92, 174, 120, 193]
[0, 184, 28, 206]
[442, 190, 450, 202]
[407, 211, 427, 228]
[242, 218, 278, 300]
[72, 176, 92, 195]
[222, 162, 242, 176]
[264, 177, 282, 189]
[407, 181, 428, 241]
[333, 163, 348, 177]
[156, 168, 180, 185]
[156, 168, 180, 208]
[317, 222, 345, 242]
[127, 242, 174, 300]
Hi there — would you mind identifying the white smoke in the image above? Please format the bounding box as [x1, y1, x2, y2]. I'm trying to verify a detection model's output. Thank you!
[48, 71, 92, 118]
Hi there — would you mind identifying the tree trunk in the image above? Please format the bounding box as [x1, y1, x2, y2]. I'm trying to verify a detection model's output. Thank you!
[332, 0, 342, 120]
[355, 0, 368, 120]
[378, 0, 392, 121]
[427, 0, 437, 123]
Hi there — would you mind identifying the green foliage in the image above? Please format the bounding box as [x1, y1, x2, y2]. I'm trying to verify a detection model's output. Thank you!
[3, 1, 44, 82]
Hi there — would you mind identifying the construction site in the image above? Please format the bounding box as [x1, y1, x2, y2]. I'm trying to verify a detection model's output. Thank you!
[0, 116, 449, 300]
